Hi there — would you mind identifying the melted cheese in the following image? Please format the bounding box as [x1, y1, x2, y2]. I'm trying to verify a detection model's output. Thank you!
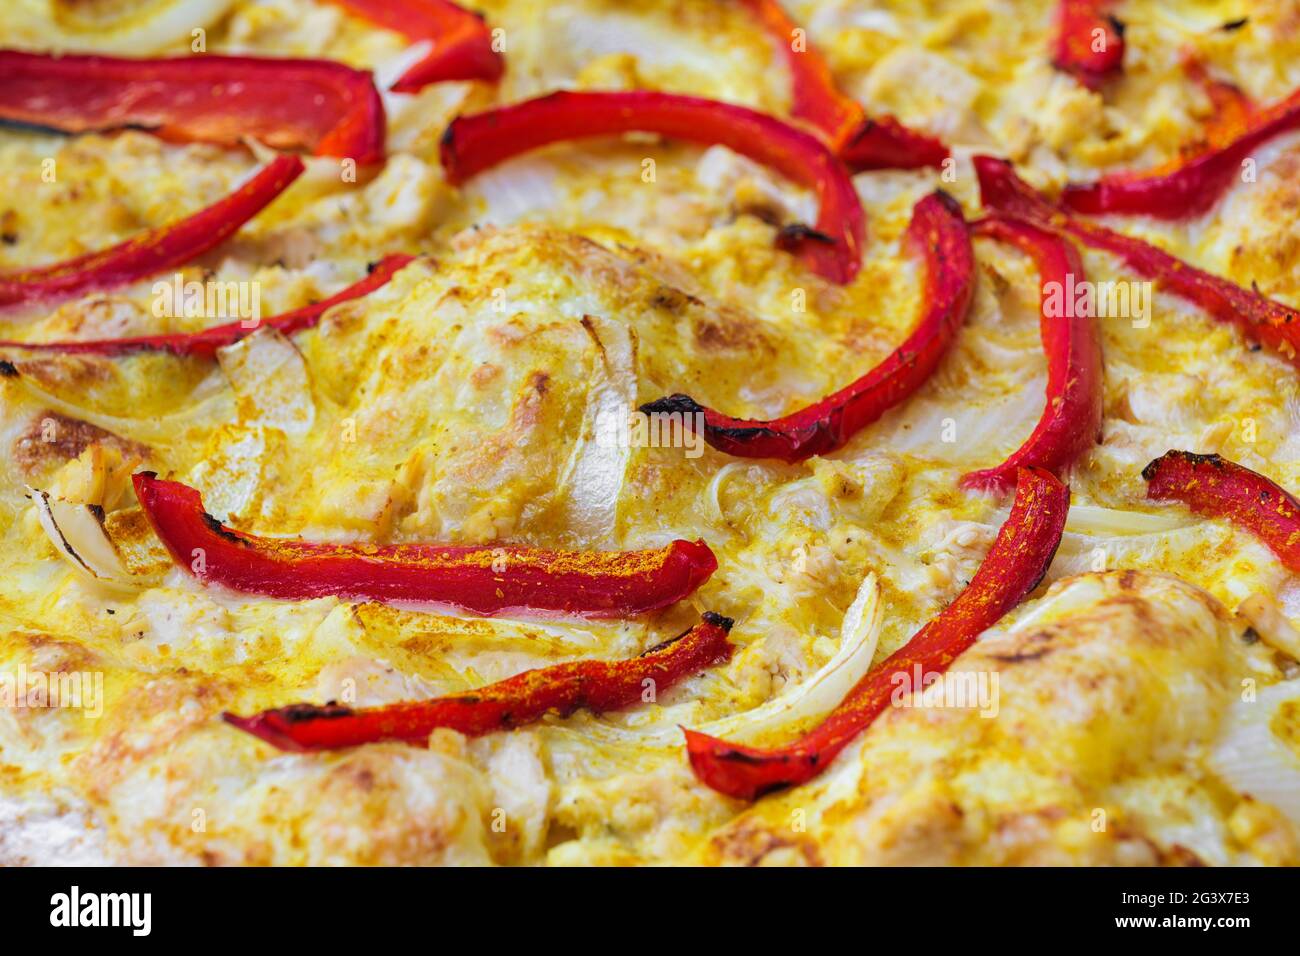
[1, 0, 1298, 865]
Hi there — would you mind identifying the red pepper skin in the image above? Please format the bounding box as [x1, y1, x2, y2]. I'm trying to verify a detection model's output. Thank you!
[975, 155, 1300, 365]
[440, 90, 866, 284]
[0, 51, 385, 164]
[132, 473, 717, 617]
[962, 216, 1103, 493]
[0, 254, 414, 358]
[223, 612, 733, 750]
[1051, 0, 1125, 90]
[0, 155, 304, 310]
[686, 467, 1068, 800]
[839, 116, 950, 173]
[639, 191, 973, 461]
[1143, 451, 1300, 573]
[738, 0, 948, 172]
[323, 0, 503, 92]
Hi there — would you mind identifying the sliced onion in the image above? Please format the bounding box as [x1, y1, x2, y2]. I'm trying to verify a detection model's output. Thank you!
[27, 0, 238, 55]
[28, 485, 142, 591]
[373, 39, 435, 92]
[216, 327, 315, 437]
[986, 504, 1193, 538]
[556, 316, 637, 547]
[3, 362, 233, 443]
[703, 461, 749, 523]
[570, 572, 882, 747]
[466, 159, 559, 226]
[1065, 504, 1193, 536]
[1209, 680, 1300, 827]
[698, 572, 883, 743]
[1237, 594, 1300, 661]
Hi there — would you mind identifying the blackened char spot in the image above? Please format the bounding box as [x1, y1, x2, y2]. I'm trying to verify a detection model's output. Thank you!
[775, 223, 835, 248]
[279, 702, 355, 723]
[932, 189, 965, 218]
[1142, 449, 1225, 482]
[200, 512, 249, 546]
[639, 393, 704, 419]
[702, 611, 735, 632]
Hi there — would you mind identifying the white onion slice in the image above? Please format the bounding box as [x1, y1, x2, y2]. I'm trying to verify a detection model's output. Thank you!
[1209, 680, 1300, 827]
[28, 486, 141, 591]
[1065, 504, 1193, 536]
[26, 0, 238, 55]
[4, 363, 233, 443]
[1236, 594, 1300, 661]
[985, 503, 1193, 539]
[696, 572, 883, 743]
[556, 316, 637, 547]
[216, 327, 315, 437]
[466, 159, 560, 226]
[573, 572, 882, 747]
[373, 39, 435, 92]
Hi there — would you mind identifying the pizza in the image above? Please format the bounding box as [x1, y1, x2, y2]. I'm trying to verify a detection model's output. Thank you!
[0, 0, 1298, 867]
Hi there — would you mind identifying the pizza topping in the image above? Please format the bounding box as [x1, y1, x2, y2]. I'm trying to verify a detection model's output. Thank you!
[738, 0, 948, 171]
[1143, 451, 1300, 573]
[132, 472, 718, 616]
[1061, 76, 1300, 219]
[0, 154, 304, 309]
[323, 0, 503, 93]
[962, 215, 1103, 493]
[1050, 0, 1125, 89]
[223, 612, 734, 750]
[27, 485, 139, 591]
[974, 155, 1300, 365]
[0, 254, 414, 358]
[639, 190, 973, 461]
[0, 51, 385, 164]
[684, 466, 1069, 800]
[439, 90, 866, 284]
[325, 0, 501, 93]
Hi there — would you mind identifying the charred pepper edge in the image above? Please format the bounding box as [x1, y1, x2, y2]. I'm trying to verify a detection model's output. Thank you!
[222, 612, 735, 750]
[636, 189, 974, 462]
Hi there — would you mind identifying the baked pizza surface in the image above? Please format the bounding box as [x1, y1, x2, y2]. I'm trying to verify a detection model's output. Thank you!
[0, 0, 1298, 866]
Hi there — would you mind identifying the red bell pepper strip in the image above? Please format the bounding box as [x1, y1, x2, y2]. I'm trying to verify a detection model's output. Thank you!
[1143, 451, 1300, 572]
[1051, 0, 1125, 90]
[686, 466, 1068, 800]
[0, 51, 385, 164]
[223, 612, 734, 750]
[638, 191, 973, 461]
[975, 155, 1300, 365]
[132, 472, 717, 616]
[440, 90, 866, 284]
[323, 0, 503, 93]
[962, 216, 1103, 493]
[0, 254, 414, 358]
[738, 0, 948, 171]
[0, 155, 304, 310]
[1061, 76, 1300, 219]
